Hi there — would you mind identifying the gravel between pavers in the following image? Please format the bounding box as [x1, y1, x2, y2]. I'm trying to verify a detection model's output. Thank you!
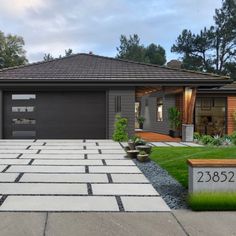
[133, 159, 188, 209]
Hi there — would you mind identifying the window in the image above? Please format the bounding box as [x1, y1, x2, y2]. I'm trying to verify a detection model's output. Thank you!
[115, 96, 121, 113]
[12, 94, 36, 100]
[12, 131, 36, 137]
[12, 118, 36, 125]
[12, 106, 34, 112]
[156, 98, 163, 121]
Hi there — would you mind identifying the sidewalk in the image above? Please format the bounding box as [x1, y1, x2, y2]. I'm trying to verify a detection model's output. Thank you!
[1, 210, 236, 236]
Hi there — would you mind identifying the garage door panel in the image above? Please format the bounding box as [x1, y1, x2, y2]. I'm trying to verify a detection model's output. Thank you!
[4, 91, 106, 139]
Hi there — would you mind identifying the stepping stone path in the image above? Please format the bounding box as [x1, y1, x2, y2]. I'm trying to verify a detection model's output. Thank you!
[0, 139, 170, 212]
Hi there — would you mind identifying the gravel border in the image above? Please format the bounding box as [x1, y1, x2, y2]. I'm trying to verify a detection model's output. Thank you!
[134, 159, 188, 209]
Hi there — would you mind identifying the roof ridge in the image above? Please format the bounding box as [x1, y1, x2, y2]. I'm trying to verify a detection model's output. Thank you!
[0, 52, 230, 80]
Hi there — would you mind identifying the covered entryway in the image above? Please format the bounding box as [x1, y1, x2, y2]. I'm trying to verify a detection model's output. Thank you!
[3, 91, 107, 139]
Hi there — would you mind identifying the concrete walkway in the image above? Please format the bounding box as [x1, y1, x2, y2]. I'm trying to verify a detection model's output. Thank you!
[0, 210, 236, 236]
[0, 139, 169, 212]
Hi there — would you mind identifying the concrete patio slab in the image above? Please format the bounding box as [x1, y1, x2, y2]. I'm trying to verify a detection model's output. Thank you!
[89, 166, 141, 173]
[20, 173, 109, 183]
[87, 154, 126, 159]
[150, 142, 170, 147]
[0, 173, 19, 182]
[0, 165, 7, 172]
[111, 174, 149, 183]
[180, 142, 203, 147]
[0, 150, 37, 154]
[0, 183, 87, 195]
[164, 142, 187, 147]
[0, 212, 46, 236]
[121, 197, 170, 211]
[45, 213, 185, 236]
[0, 154, 19, 159]
[29, 146, 85, 150]
[20, 154, 85, 159]
[0, 159, 30, 165]
[105, 160, 135, 166]
[0, 196, 119, 211]
[40, 149, 99, 154]
[0, 146, 28, 149]
[89, 146, 123, 150]
[92, 184, 158, 195]
[32, 159, 103, 166]
[6, 165, 85, 173]
[101, 150, 126, 154]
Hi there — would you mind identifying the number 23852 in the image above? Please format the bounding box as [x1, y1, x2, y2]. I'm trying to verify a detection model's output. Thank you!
[197, 171, 235, 183]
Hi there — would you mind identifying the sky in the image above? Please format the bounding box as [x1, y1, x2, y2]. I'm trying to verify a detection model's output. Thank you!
[0, 0, 223, 63]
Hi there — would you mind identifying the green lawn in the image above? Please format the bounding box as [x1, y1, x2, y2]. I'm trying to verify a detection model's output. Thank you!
[150, 146, 236, 188]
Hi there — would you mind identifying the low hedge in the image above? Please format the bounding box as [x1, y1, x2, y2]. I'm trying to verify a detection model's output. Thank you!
[188, 192, 236, 211]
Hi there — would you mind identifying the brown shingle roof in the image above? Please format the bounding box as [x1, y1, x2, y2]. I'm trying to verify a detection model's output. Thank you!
[0, 53, 230, 81]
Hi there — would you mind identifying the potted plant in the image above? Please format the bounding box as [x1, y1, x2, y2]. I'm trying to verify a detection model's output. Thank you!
[136, 145, 152, 154]
[168, 107, 181, 138]
[137, 116, 145, 129]
[137, 150, 149, 162]
[126, 149, 139, 158]
[128, 136, 138, 150]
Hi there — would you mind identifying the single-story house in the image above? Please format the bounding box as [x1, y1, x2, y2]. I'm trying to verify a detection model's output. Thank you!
[0, 53, 234, 140]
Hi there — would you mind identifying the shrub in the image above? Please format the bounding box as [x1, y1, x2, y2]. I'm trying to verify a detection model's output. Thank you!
[230, 131, 236, 145]
[193, 132, 201, 141]
[137, 116, 145, 125]
[211, 135, 223, 146]
[112, 114, 129, 141]
[188, 192, 236, 211]
[168, 107, 181, 131]
[200, 135, 214, 145]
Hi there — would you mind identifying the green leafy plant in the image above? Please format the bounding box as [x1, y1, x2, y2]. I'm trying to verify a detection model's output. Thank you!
[188, 192, 236, 211]
[135, 138, 146, 146]
[230, 131, 236, 145]
[193, 132, 201, 141]
[168, 107, 181, 131]
[211, 135, 223, 146]
[139, 150, 147, 155]
[137, 116, 145, 125]
[112, 114, 129, 142]
[200, 135, 214, 145]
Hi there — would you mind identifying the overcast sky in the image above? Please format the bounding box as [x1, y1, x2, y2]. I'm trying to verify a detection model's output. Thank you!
[0, 0, 222, 63]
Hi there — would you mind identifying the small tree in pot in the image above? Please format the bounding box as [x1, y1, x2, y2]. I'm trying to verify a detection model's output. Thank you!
[168, 107, 181, 138]
[137, 116, 145, 129]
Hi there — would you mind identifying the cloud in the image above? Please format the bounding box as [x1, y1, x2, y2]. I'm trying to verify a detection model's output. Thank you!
[0, 0, 223, 62]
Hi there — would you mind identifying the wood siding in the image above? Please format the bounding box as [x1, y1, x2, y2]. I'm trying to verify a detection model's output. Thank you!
[227, 96, 236, 134]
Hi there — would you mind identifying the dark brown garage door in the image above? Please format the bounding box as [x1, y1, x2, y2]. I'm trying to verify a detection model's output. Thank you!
[4, 91, 106, 139]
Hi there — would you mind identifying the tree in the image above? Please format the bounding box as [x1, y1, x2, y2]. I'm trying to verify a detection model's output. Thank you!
[145, 43, 166, 65]
[43, 53, 54, 62]
[116, 34, 166, 65]
[65, 48, 73, 57]
[171, 0, 236, 79]
[0, 31, 28, 69]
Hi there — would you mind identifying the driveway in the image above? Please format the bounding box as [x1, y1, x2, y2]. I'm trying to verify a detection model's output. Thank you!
[0, 139, 169, 212]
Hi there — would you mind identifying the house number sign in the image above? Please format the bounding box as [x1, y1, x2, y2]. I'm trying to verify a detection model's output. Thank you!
[187, 159, 236, 193]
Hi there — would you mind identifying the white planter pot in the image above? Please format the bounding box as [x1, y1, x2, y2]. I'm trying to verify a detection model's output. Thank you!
[182, 124, 194, 142]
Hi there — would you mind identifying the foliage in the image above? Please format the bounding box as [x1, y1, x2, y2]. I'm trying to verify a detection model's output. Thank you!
[211, 135, 223, 146]
[112, 114, 129, 141]
[230, 131, 236, 145]
[188, 192, 236, 211]
[135, 138, 146, 146]
[150, 146, 236, 188]
[193, 132, 201, 140]
[139, 150, 147, 155]
[43, 48, 73, 61]
[171, 0, 236, 79]
[0, 31, 28, 69]
[136, 116, 145, 125]
[43, 53, 54, 62]
[168, 107, 181, 130]
[200, 135, 214, 145]
[129, 135, 139, 142]
[116, 34, 166, 65]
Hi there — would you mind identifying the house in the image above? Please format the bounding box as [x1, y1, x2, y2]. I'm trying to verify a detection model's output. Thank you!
[0, 53, 233, 140]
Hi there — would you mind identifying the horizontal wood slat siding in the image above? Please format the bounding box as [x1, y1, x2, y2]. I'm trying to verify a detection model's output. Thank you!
[227, 96, 236, 135]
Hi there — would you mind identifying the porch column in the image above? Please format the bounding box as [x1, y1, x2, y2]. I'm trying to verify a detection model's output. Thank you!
[182, 87, 197, 142]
